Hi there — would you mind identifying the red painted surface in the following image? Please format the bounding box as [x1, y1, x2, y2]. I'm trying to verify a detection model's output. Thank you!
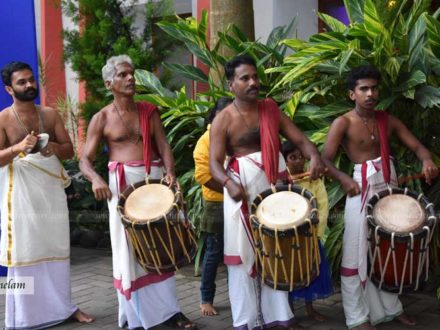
[40, 0, 66, 107]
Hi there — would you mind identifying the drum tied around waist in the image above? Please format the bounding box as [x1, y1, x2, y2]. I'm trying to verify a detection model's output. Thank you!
[366, 186, 437, 294]
[250, 184, 320, 291]
[117, 178, 197, 275]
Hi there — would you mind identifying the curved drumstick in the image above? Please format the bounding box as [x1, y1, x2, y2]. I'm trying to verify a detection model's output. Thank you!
[398, 173, 425, 185]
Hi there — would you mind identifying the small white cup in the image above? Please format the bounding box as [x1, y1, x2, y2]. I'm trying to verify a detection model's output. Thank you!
[37, 133, 49, 150]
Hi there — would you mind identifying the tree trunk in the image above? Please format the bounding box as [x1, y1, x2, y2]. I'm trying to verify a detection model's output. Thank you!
[209, 0, 255, 83]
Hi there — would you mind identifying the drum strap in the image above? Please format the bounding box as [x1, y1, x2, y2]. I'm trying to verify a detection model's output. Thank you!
[138, 102, 159, 175]
[360, 111, 391, 201]
[259, 98, 281, 184]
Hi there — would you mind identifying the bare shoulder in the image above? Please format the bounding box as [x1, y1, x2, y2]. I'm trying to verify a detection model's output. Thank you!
[330, 112, 351, 131]
[0, 107, 13, 128]
[0, 107, 10, 121]
[211, 104, 233, 128]
[90, 104, 112, 124]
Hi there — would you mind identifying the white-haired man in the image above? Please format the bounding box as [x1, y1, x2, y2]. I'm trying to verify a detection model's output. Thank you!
[80, 55, 196, 329]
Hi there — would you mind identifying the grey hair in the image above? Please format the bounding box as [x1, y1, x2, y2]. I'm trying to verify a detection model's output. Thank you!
[102, 55, 134, 82]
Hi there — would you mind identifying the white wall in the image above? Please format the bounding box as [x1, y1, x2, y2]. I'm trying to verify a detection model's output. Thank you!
[253, 0, 318, 43]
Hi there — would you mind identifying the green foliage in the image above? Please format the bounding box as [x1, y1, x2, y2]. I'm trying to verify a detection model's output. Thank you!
[62, 0, 179, 122]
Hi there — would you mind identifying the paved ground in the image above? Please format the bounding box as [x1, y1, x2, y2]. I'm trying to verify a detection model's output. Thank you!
[1, 247, 439, 330]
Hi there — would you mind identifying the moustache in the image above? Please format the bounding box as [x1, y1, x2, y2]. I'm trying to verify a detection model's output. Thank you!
[25, 87, 37, 94]
[247, 87, 259, 93]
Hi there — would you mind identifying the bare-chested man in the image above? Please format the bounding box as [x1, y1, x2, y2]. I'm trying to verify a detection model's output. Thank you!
[79, 55, 196, 330]
[322, 65, 438, 330]
[209, 55, 325, 330]
[0, 61, 93, 329]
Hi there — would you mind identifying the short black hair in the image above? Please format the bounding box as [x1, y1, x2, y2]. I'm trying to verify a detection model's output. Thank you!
[282, 140, 300, 160]
[346, 65, 381, 91]
[224, 55, 257, 81]
[205, 97, 233, 126]
[1, 61, 33, 87]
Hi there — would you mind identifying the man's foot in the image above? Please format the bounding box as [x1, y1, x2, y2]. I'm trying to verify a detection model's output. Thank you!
[200, 303, 218, 316]
[396, 313, 416, 326]
[163, 312, 198, 329]
[352, 322, 376, 330]
[305, 304, 327, 322]
[72, 309, 95, 323]
[287, 321, 305, 330]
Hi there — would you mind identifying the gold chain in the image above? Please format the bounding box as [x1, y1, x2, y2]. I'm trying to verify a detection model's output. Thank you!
[11, 104, 44, 136]
[355, 110, 376, 141]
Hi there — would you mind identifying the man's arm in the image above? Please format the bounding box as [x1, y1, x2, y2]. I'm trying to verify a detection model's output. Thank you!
[390, 115, 438, 184]
[279, 111, 325, 180]
[322, 116, 361, 196]
[0, 113, 37, 166]
[41, 108, 74, 160]
[79, 112, 112, 200]
[209, 111, 246, 202]
[194, 132, 223, 193]
[151, 111, 175, 185]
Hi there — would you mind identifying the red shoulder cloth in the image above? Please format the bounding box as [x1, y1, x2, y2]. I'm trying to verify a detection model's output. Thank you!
[375, 111, 391, 183]
[138, 102, 158, 174]
[259, 98, 281, 184]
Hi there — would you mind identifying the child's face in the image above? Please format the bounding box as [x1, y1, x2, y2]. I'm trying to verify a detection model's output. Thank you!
[286, 149, 305, 174]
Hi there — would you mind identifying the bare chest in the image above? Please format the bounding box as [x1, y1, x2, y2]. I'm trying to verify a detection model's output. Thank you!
[103, 111, 145, 144]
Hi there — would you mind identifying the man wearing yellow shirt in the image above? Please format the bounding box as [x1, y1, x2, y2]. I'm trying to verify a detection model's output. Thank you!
[193, 97, 232, 316]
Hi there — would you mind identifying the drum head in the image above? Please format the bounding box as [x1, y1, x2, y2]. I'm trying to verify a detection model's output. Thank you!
[373, 194, 425, 233]
[125, 183, 175, 223]
[256, 191, 310, 230]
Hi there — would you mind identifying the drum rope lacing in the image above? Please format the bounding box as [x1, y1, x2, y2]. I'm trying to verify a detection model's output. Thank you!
[251, 186, 321, 291]
[368, 190, 435, 294]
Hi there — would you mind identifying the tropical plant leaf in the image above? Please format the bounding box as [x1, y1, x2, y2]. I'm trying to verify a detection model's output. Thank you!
[393, 70, 426, 92]
[384, 57, 401, 83]
[266, 18, 297, 50]
[317, 12, 347, 33]
[343, 0, 365, 24]
[135, 69, 174, 97]
[134, 94, 176, 108]
[425, 15, 440, 58]
[363, 0, 384, 40]
[408, 13, 427, 70]
[162, 63, 208, 83]
[415, 85, 440, 108]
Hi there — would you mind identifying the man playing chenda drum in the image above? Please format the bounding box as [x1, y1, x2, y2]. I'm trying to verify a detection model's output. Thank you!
[209, 55, 326, 330]
[80, 55, 196, 330]
[322, 65, 438, 330]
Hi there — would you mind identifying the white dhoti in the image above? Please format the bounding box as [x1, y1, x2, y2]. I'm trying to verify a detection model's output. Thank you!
[224, 152, 294, 329]
[0, 154, 77, 329]
[107, 161, 180, 329]
[341, 157, 402, 328]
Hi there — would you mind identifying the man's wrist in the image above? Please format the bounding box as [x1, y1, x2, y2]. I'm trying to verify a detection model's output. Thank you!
[223, 177, 231, 187]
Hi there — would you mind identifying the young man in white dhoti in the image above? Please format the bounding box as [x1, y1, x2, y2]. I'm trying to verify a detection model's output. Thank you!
[0, 61, 94, 329]
[322, 65, 438, 330]
[209, 55, 325, 330]
[80, 55, 196, 330]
